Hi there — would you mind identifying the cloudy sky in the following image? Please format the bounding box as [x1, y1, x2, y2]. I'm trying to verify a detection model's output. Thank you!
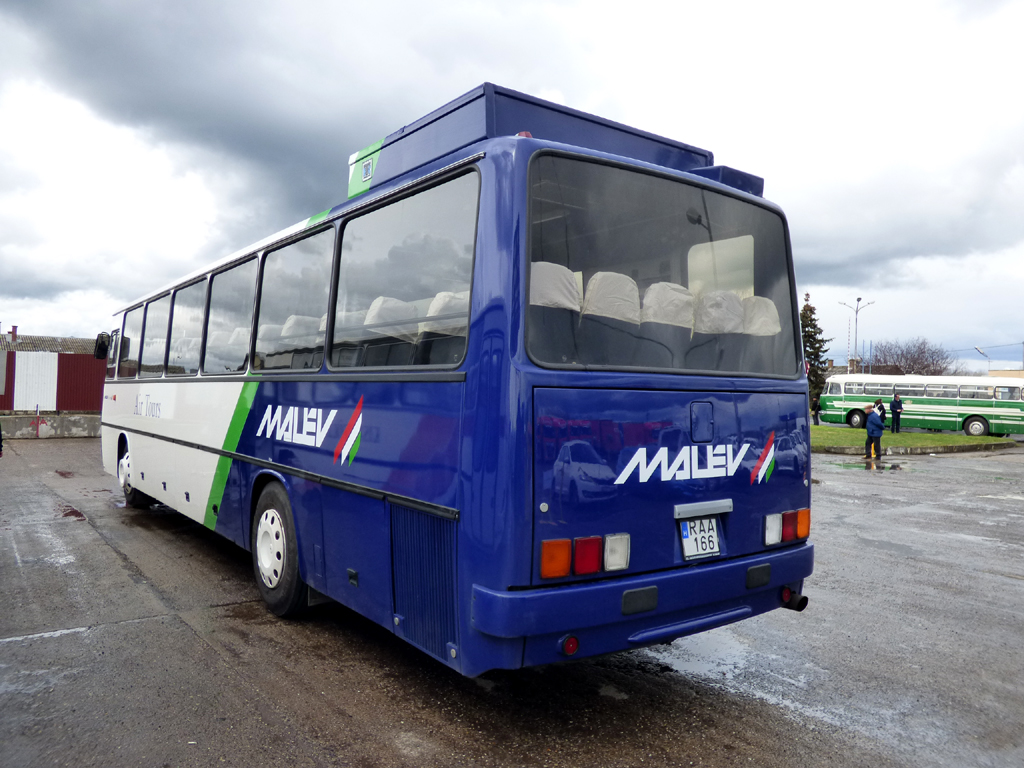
[2, 0, 1023, 371]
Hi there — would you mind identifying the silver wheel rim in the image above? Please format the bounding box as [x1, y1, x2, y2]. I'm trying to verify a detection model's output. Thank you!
[969, 421, 984, 436]
[256, 509, 285, 588]
[117, 451, 133, 493]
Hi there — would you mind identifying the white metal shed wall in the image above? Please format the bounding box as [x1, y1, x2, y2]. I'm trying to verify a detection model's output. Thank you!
[13, 351, 58, 411]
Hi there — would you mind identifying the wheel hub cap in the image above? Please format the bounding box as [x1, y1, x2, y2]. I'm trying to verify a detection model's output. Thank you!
[256, 509, 285, 588]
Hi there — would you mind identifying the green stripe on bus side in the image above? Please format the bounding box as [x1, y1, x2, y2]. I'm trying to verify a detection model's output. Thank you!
[306, 209, 331, 227]
[203, 381, 260, 530]
[348, 139, 384, 199]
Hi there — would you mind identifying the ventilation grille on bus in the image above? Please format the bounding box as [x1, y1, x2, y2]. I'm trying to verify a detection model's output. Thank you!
[391, 503, 458, 662]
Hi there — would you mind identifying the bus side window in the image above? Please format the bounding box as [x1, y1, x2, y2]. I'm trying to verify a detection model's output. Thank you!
[332, 172, 478, 368]
[118, 306, 144, 379]
[845, 382, 864, 395]
[167, 280, 207, 376]
[995, 386, 1021, 401]
[254, 228, 334, 371]
[203, 258, 258, 374]
[139, 295, 171, 378]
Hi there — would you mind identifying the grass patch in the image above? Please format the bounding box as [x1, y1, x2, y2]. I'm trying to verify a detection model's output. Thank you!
[810, 425, 1014, 449]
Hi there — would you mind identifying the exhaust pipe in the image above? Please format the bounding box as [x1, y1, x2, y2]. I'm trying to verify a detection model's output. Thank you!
[783, 593, 808, 612]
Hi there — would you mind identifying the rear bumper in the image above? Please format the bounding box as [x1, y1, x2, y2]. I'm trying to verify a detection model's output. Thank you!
[471, 543, 813, 640]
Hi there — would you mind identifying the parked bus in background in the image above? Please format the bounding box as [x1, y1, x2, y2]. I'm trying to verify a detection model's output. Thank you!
[95, 84, 813, 677]
[819, 373, 1024, 436]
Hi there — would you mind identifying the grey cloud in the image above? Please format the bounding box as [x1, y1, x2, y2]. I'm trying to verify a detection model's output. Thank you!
[1, 0, 581, 257]
[790, 132, 1024, 289]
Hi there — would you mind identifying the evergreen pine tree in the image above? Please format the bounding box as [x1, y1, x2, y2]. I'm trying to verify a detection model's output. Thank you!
[800, 293, 832, 402]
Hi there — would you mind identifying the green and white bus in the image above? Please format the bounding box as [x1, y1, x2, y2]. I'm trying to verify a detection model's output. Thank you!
[819, 373, 1024, 436]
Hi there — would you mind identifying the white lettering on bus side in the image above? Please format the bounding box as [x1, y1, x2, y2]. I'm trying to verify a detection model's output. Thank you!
[614, 443, 750, 484]
[257, 405, 337, 448]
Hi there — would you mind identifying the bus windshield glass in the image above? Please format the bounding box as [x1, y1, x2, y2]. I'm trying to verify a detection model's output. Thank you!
[528, 155, 798, 376]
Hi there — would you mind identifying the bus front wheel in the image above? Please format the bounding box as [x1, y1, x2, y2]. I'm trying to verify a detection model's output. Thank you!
[117, 441, 151, 508]
[964, 417, 989, 437]
[251, 482, 308, 617]
[847, 410, 865, 429]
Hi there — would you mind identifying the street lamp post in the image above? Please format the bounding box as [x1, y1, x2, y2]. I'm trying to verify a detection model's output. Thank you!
[975, 346, 991, 371]
[840, 297, 874, 374]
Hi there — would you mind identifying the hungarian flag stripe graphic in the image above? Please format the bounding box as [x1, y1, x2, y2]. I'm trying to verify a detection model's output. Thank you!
[750, 431, 776, 485]
[334, 396, 364, 465]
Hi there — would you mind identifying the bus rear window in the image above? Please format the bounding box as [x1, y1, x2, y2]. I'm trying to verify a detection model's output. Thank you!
[527, 156, 798, 376]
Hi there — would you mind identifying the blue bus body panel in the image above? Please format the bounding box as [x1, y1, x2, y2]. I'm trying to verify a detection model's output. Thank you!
[532, 387, 810, 580]
[365, 84, 715, 197]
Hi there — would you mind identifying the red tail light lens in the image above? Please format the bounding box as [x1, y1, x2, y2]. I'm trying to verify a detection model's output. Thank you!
[573, 536, 603, 575]
[781, 511, 798, 542]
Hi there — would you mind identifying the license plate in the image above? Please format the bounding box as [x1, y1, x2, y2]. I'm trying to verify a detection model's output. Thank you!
[680, 516, 721, 560]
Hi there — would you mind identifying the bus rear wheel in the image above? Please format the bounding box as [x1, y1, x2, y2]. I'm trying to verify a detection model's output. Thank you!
[964, 417, 989, 437]
[251, 482, 308, 617]
[847, 410, 865, 429]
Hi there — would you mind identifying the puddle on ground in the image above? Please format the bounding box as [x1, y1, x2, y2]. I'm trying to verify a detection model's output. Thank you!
[832, 461, 905, 471]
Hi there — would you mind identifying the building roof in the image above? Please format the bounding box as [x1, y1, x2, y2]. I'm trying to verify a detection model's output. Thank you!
[1, 334, 97, 355]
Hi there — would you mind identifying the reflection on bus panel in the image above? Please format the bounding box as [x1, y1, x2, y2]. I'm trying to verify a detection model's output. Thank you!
[95, 84, 813, 677]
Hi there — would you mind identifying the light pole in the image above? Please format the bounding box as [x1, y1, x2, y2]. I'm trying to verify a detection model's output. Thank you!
[975, 346, 991, 371]
[840, 298, 874, 373]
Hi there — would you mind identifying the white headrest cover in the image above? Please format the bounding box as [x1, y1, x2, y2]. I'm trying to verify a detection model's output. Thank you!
[281, 315, 321, 337]
[365, 296, 418, 340]
[693, 291, 744, 334]
[581, 272, 640, 325]
[742, 296, 781, 336]
[640, 282, 694, 328]
[530, 262, 581, 312]
[420, 290, 470, 335]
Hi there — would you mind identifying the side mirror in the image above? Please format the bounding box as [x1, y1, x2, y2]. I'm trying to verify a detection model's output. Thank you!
[94, 332, 110, 360]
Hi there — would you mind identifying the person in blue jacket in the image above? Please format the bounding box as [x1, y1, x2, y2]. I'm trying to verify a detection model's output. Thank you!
[864, 403, 884, 459]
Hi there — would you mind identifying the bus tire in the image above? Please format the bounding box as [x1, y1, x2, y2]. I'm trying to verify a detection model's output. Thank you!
[117, 440, 151, 508]
[964, 417, 989, 437]
[251, 482, 308, 617]
[847, 410, 865, 429]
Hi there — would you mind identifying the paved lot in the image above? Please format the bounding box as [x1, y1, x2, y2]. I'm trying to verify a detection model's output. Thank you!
[2, 438, 1023, 767]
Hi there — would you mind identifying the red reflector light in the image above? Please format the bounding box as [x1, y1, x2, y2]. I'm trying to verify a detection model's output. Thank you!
[781, 511, 798, 542]
[573, 536, 603, 575]
[561, 635, 579, 656]
[781, 586, 793, 603]
[517, 130, 533, 137]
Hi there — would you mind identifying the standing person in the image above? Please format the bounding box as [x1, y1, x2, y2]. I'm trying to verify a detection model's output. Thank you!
[863, 404, 884, 459]
[811, 395, 821, 426]
[874, 398, 887, 424]
[890, 392, 903, 433]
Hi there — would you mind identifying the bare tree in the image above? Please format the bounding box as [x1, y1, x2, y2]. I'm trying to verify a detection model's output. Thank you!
[872, 338, 968, 375]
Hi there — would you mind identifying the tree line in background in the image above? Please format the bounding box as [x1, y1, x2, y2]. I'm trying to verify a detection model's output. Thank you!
[800, 294, 965, 403]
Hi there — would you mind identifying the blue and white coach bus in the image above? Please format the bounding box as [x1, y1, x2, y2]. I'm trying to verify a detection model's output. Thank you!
[95, 84, 813, 677]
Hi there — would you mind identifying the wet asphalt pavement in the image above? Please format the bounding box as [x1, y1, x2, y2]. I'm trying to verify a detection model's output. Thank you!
[2, 438, 1023, 767]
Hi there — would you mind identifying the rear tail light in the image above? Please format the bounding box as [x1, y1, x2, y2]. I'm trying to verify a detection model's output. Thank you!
[604, 533, 630, 571]
[573, 536, 603, 575]
[765, 509, 811, 546]
[540, 533, 631, 578]
[541, 539, 571, 578]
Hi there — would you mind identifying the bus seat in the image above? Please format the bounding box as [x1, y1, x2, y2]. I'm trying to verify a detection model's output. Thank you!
[527, 262, 581, 365]
[362, 296, 417, 366]
[694, 291, 744, 334]
[742, 296, 781, 336]
[331, 310, 368, 366]
[577, 272, 641, 366]
[633, 282, 694, 369]
[417, 291, 470, 365]
[281, 314, 323, 350]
